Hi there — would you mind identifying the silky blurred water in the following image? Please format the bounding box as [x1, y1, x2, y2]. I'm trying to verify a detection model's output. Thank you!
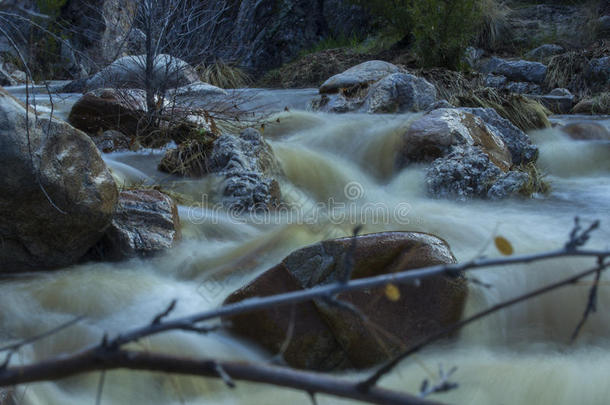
[2, 86, 610, 405]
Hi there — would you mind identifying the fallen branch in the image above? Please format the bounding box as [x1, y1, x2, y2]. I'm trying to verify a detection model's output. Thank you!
[0, 349, 443, 405]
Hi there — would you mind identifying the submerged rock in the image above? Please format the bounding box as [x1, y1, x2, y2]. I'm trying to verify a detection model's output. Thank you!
[560, 122, 610, 141]
[397, 108, 512, 172]
[0, 87, 118, 272]
[89, 190, 181, 261]
[223, 232, 467, 370]
[478, 57, 547, 84]
[159, 128, 282, 210]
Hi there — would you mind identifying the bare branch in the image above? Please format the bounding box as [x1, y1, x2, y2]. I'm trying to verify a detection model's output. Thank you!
[0, 350, 444, 405]
[358, 258, 610, 389]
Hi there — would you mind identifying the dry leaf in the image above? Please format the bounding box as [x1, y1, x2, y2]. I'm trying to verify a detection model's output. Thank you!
[385, 284, 401, 302]
[495, 236, 514, 256]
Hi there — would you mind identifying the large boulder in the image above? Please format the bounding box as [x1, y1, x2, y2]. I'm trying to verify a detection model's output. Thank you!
[223, 232, 467, 370]
[79, 54, 199, 92]
[397, 108, 513, 172]
[159, 128, 282, 210]
[88, 189, 181, 261]
[478, 57, 547, 84]
[319, 60, 402, 94]
[93, 54, 199, 90]
[0, 87, 118, 271]
[426, 145, 528, 201]
[458, 107, 538, 165]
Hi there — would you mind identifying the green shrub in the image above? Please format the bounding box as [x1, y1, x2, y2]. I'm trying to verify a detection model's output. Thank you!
[410, 0, 481, 70]
[349, 0, 484, 70]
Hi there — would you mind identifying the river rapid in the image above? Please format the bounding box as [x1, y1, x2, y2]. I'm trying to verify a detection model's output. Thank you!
[2, 86, 610, 405]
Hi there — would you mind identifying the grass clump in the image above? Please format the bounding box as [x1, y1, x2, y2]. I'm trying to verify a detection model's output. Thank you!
[517, 162, 551, 197]
[196, 60, 251, 89]
[474, 0, 512, 52]
[591, 92, 610, 114]
[158, 139, 215, 178]
[457, 88, 551, 131]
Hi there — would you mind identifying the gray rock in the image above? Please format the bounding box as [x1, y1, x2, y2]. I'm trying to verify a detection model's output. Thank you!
[478, 57, 547, 84]
[505, 81, 543, 95]
[526, 89, 575, 114]
[487, 171, 529, 200]
[159, 128, 282, 211]
[585, 57, 610, 89]
[362, 73, 437, 113]
[94, 190, 181, 260]
[426, 99, 454, 111]
[525, 44, 565, 63]
[397, 108, 512, 172]
[313, 70, 436, 114]
[426, 146, 503, 200]
[484, 74, 508, 89]
[0, 88, 118, 272]
[90, 189, 181, 260]
[0, 66, 17, 87]
[211, 129, 282, 211]
[459, 107, 538, 165]
[93, 130, 131, 153]
[85, 54, 200, 91]
[319, 60, 402, 94]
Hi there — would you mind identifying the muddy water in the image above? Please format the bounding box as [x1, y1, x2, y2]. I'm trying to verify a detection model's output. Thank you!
[2, 86, 610, 404]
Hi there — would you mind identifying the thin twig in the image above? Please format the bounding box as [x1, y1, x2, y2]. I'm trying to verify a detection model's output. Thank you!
[358, 259, 609, 390]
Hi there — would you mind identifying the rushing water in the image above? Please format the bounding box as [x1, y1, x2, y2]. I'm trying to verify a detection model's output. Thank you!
[2, 86, 610, 405]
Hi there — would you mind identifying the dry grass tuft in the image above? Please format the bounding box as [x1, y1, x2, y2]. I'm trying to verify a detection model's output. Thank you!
[457, 88, 551, 131]
[197, 60, 252, 89]
[518, 162, 551, 197]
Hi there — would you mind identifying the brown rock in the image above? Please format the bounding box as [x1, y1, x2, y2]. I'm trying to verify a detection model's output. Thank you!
[397, 108, 512, 171]
[67, 88, 147, 138]
[223, 232, 467, 370]
[0, 87, 118, 272]
[561, 122, 610, 141]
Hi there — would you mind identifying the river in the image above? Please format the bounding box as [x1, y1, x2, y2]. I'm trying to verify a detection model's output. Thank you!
[2, 85, 610, 404]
